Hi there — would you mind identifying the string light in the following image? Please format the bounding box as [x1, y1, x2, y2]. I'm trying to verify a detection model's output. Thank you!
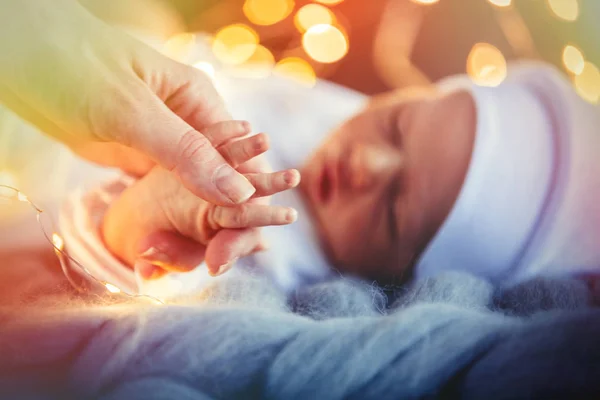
[302, 24, 349, 64]
[488, 0, 511, 7]
[273, 57, 317, 86]
[243, 0, 294, 26]
[0, 185, 165, 305]
[52, 233, 64, 251]
[162, 33, 196, 62]
[547, 0, 579, 22]
[466, 42, 507, 87]
[574, 62, 600, 104]
[17, 191, 29, 203]
[294, 4, 335, 33]
[212, 24, 259, 66]
[562, 45, 585, 75]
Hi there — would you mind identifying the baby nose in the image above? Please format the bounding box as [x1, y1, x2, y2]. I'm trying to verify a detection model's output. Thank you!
[349, 143, 404, 190]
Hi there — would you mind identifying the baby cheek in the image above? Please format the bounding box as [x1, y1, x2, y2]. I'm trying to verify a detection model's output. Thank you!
[321, 211, 378, 272]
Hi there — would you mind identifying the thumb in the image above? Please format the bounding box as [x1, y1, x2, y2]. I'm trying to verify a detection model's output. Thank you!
[124, 89, 255, 205]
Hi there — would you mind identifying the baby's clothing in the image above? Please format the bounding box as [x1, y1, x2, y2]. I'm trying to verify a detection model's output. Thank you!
[417, 63, 600, 284]
[59, 75, 366, 298]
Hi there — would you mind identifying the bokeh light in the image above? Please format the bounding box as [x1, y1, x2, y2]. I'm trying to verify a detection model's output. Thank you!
[52, 233, 64, 251]
[193, 61, 217, 81]
[488, 0, 511, 7]
[410, 0, 440, 5]
[273, 57, 317, 86]
[574, 62, 600, 104]
[547, 0, 579, 22]
[302, 24, 349, 64]
[314, 0, 345, 5]
[294, 4, 335, 33]
[212, 24, 259, 65]
[243, 0, 295, 26]
[228, 44, 275, 79]
[162, 33, 196, 62]
[105, 283, 122, 294]
[562, 45, 585, 75]
[466, 42, 507, 87]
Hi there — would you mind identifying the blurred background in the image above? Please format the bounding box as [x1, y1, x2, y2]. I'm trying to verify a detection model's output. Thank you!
[80, 0, 600, 97]
[1, 0, 599, 239]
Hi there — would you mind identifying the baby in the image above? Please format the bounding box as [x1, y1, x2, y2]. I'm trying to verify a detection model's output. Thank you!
[63, 62, 600, 297]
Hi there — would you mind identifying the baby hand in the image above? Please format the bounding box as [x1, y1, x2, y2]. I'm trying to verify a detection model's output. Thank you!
[102, 121, 300, 279]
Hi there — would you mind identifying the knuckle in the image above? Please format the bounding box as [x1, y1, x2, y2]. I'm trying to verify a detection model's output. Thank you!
[172, 130, 212, 171]
[208, 205, 222, 229]
[201, 205, 221, 239]
[233, 204, 250, 226]
[241, 141, 255, 160]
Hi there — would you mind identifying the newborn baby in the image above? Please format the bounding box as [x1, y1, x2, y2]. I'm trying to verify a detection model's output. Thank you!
[62, 62, 600, 297]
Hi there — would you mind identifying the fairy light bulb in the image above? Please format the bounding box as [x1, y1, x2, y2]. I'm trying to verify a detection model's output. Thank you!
[52, 233, 64, 251]
[212, 24, 259, 65]
[17, 192, 29, 203]
[562, 45, 585, 75]
[243, 0, 294, 26]
[547, 0, 579, 22]
[467, 42, 507, 87]
[104, 283, 122, 294]
[294, 4, 335, 33]
[302, 24, 348, 64]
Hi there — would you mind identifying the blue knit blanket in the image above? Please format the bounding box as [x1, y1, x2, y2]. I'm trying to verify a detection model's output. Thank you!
[2, 269, 600, 399]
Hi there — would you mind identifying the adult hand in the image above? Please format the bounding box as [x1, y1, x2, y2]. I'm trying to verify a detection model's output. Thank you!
[0, 0, 255, 205]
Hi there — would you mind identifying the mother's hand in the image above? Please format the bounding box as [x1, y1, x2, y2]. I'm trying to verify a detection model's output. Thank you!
[0, 0, 254, 205]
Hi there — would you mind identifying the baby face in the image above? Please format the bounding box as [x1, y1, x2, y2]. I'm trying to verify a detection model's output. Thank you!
[301, 88, 476, 281]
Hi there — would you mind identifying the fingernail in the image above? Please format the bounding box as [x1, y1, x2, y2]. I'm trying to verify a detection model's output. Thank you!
[214, 164, 255, 204]
[138, 246, 171, 267]
[135, 261, 164, 280]
[284, 170, 301, 187]
[285, 208, 298, 223]
[211, 258, 238, 277]
[254, 134, 268, 152]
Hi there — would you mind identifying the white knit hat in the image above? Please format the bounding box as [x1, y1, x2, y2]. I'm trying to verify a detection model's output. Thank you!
[414, 75, 555, 283]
